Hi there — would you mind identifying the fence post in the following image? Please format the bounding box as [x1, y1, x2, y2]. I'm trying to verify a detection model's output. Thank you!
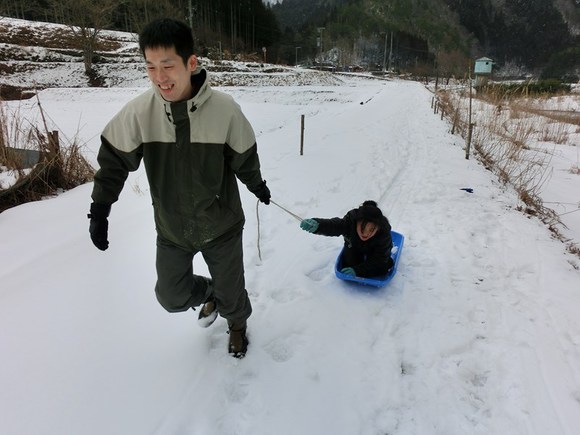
[48, 130, 59, 154]
[300, 114, 305, 155]
[465, 123, 474, 160]
[451, 106, 460, 135]
[466, 61, 474, 160]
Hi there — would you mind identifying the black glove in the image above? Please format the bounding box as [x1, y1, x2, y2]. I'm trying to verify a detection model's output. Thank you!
[88, 202, 111, 251]
[251, 180, 271, 205]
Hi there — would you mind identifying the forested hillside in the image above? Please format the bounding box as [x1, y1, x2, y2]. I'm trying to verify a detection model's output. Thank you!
[1, 0, 578, 79]
[271, 0, 580, 79]
[0, 0, 280, 57]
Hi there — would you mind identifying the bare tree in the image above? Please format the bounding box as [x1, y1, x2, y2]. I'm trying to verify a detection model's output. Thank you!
[49, 0, 119, 76]
[121, 0, 184, 35]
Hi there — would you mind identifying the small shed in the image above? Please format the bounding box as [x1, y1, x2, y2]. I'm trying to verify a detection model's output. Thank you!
[474, 57, 494, 87]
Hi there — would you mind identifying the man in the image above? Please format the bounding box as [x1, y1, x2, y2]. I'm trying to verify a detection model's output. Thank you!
[88, 18, 270, 358]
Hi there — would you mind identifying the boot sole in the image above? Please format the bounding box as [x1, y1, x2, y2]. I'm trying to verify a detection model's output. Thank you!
[197, 310, 218, 328]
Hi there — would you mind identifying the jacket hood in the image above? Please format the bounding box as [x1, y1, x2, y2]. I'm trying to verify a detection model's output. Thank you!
[152, 68, 212, 112]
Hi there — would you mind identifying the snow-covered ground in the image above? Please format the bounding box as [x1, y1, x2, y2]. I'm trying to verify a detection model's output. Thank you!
[1, 74, 580, 435]
[0, 17, 343, 89]
[435, 87, 580, 244]
[1, 15, 580, 435]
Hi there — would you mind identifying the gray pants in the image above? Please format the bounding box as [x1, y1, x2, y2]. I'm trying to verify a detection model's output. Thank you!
[154, 230, 252, 327]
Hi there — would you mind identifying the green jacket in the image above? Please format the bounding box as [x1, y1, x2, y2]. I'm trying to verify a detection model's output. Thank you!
[91, 69, 265, 250]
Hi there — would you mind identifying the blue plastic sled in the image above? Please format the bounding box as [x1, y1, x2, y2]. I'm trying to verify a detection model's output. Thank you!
[334, 230, 404, 288]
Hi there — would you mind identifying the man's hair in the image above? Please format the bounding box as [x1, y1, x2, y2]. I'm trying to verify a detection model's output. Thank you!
[138, 18, 194, 64]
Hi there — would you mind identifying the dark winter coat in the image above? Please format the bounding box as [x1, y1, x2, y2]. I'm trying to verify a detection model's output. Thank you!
[91, 69, 265, 250]
[314, 208, 393, 277]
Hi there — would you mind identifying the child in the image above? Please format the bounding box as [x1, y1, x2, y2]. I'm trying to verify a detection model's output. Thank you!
[300, 200, 394, 278]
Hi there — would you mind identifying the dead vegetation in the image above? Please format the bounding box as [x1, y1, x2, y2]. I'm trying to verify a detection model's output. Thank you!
[0, 19, 140, 99]
[0, 21, 125, 53]
[434, 83, 579, 258]
[0, 95, 94, 212]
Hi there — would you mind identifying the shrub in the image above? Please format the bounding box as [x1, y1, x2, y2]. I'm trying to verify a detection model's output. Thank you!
[483, 80, 571, 96]
[0, 97, 94, 212]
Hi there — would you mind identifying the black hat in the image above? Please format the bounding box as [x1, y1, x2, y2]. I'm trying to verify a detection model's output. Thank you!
[357, 200, 383, 224]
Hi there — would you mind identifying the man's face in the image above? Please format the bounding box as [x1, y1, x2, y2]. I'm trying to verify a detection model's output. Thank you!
[144, 46, 197, 102]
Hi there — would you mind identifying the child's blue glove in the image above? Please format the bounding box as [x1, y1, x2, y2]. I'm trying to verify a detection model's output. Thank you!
[340, 267, 356, 276]
[300, 218, 319, 233]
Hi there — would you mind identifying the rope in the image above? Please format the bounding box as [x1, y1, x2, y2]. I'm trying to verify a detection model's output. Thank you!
[256, 200, 262, 261]
[256, 199, 305, 261]
[270, 199, 304, 222]
[558, 207, 580, 218]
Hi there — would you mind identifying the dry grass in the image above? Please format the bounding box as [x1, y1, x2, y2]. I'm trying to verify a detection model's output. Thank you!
[477, 85, 580, 129]
[498, 117, 535, 150]
[433, 84, 579, 258]
[0, 101, 31, 173]
[0, 22, 123, 52]
[511, 101, 580, 127]
[541, 121, 570, 144]
[0, 96, 95, 212]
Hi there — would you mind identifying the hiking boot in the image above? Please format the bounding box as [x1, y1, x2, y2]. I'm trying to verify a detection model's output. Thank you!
[197, 296, 218, 328]
[228, 323, 249, 358]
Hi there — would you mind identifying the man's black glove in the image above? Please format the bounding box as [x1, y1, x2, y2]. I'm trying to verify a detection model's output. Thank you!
[88, 202, 111, 251]
[251, 180, 271, 205]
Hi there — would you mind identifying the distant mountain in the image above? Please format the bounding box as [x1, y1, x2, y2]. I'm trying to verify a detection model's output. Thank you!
[271, 0, 352, 32]
[443, 0, 578, 67]
[271, 0, 580, 76]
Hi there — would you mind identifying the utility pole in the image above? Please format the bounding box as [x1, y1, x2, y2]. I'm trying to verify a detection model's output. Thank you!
[388, 31, 394, 71]
[466, 61, 474, 160]
[188, 0, 193, 30]
[382, 33, 388, 72]
[295, 47, 301, 66]
[317, 27, 325, 62]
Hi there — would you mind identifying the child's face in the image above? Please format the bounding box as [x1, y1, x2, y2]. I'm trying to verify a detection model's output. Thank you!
[356, 221, 378, 241]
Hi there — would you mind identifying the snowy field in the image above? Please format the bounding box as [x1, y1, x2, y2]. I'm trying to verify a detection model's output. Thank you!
[447, 89, 580, 243]
[1, 74, 580, 435]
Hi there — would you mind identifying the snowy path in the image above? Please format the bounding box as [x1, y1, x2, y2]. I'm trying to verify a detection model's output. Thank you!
[1, 78, 579, 435]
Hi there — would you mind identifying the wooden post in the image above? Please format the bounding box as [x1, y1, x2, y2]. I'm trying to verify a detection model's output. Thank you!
[451, 105, 460, 135]
[466, 61, 473, 160]
[47, 130, 65, 186]
[466, 123, 474, 160]
[300, 115, 305, 155]
[48, 130, 59, 154]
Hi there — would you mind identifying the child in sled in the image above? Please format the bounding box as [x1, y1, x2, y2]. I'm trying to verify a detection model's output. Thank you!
[300, 200, 394, 278]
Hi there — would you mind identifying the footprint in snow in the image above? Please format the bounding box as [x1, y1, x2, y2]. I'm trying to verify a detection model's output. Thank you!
[305, 265, 329, 282]
[268, 285, 305, 304]
[264, 337, 295, 363]
[223, 369, 255, 403]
